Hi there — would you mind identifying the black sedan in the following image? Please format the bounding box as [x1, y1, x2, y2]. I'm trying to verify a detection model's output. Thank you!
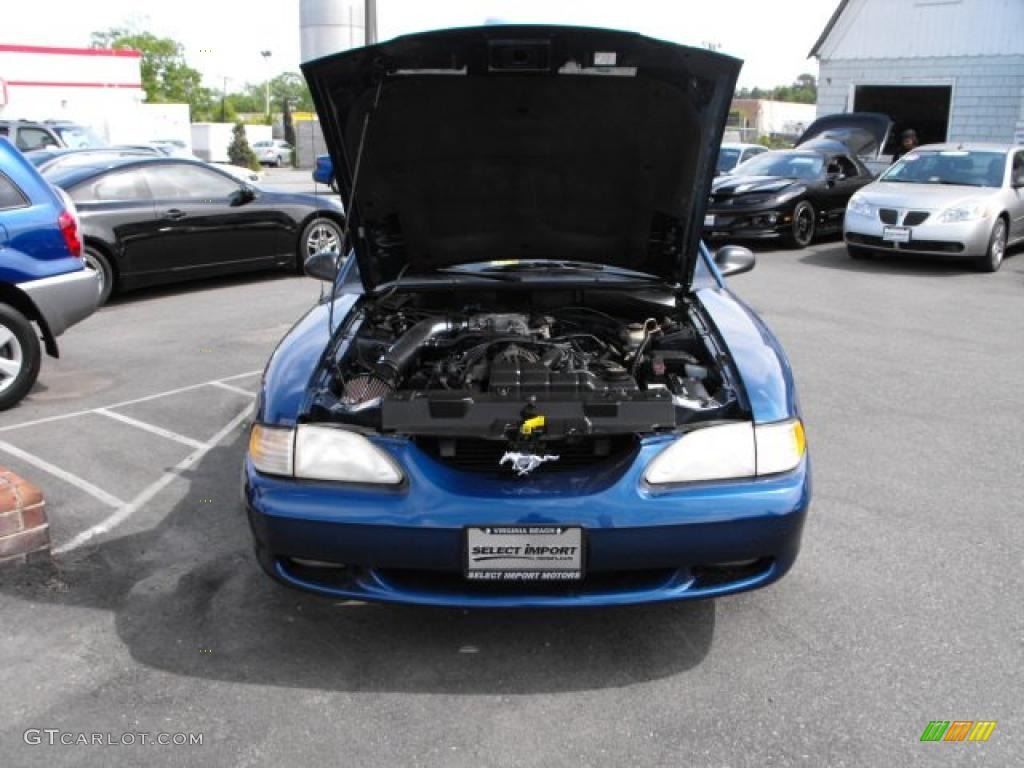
[44, 157, 345, 304]
[703, 139, 874, 248]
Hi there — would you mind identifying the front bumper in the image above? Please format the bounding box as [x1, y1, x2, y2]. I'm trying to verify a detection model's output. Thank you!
[702, 204, 793, 241]
[844, 210, 993, 257]
[18, 267, 100, 337]
[244, 436, 810, 608]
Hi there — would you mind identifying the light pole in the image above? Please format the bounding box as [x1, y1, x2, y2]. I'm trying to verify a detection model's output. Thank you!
[260, 50, 273, 118]
[364, 0, 377, 44]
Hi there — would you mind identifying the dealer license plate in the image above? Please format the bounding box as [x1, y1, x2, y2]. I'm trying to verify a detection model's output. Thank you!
[704, 214, 715, 227]
[464, 526, 584, 582]
[882, 225, 911, 243]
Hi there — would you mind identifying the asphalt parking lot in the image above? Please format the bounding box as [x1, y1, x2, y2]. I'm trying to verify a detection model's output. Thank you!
[1, 236, 1021, 766]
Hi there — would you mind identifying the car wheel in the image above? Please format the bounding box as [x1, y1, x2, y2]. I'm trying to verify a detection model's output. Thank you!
[299, 217, 344, 274]
[0, 303, 42, 411]
[83, 246, 114, 306]
[975, 217, 1007, 273]
[847, 244, 872, 259]
[273, 155, 282, 168]
[786, 201, 816, 248]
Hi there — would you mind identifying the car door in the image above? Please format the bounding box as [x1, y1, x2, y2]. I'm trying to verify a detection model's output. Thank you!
[824, 154, 868, 230]
[68, 167, 162, 278]
[142, 162, 280, 273]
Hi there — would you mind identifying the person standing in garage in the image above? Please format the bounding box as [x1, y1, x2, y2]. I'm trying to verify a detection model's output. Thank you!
[894, 128, 920, 161]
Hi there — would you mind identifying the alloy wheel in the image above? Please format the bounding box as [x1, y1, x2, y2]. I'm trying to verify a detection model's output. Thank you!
[0, 324, 25, 396]
[305, 221, 342, 259]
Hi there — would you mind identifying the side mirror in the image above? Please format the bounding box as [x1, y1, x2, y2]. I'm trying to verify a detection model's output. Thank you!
[304, 249, 341, 281]
[713, 245, 756, 277]
[228, 186, 256, 206]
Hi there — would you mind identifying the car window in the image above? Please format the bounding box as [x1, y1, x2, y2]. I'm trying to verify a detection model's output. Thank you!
[0, 125, 8, 137]
[881, 150, 1006, 188]
[17, 127, 59, 151]
[716, 148, 741, 173]
[0, 171, 28, 210]
[1012, 152, 1024, 186]
[143, 164, 239, 200]
[70, 168, 151, 203]
[45, 151, 153, 173]
[832, 155, 859, 178]
[53, 125, 108, 149]
[733, 151, 824, 180]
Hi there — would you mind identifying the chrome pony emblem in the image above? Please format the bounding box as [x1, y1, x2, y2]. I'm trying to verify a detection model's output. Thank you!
[500, 451, 560, 477]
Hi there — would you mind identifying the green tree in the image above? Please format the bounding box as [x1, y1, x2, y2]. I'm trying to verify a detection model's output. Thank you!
[735, 74, 817, 104]
[270, 73, 315, 113]
[227, 122, 260, 170]
[90, 27, 216, 120]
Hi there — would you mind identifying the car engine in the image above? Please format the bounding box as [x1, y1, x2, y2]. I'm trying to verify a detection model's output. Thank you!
[321, 296, 735, 429]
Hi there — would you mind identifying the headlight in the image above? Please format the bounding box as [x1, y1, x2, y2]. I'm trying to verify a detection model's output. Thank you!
[772, 186, 806, 204]
[938, 203, 987, 223]
[248, 424, 404, 484]
[847, 196, 874, 218]
[644, 419, 805, 485]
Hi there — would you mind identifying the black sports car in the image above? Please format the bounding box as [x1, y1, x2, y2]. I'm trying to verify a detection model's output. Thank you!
[704, 113, 891, 248]
[44, 156, 345, 304]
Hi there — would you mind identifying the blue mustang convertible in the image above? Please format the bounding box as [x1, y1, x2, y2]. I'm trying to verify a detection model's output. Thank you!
[244, 26, 811, 608]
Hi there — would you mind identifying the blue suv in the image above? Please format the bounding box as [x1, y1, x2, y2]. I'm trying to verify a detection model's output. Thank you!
[0, 137, 99, 409]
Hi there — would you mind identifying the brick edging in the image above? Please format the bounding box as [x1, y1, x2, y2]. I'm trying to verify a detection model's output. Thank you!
[0, 467, 50, 567]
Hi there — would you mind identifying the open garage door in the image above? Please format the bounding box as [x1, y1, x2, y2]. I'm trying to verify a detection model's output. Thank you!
[853, 85, 951, 155]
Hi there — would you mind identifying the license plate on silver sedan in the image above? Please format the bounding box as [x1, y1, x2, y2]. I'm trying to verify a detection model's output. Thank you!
[464, 526, 584, 581]
[882, 225, 911, 243]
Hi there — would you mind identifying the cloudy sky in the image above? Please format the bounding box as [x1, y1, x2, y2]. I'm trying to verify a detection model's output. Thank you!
[2, 0, 841, 90]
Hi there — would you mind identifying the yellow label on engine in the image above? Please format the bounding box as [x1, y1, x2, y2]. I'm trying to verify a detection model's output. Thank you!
[520, 416, 546, 435]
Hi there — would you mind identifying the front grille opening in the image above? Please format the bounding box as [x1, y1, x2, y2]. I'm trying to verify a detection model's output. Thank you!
[376, 567, 679, 596]
[692, 558, 772, 588]
[415, 435, 639, 475]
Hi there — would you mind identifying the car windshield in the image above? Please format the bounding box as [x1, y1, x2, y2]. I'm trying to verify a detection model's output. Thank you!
[731, 151, 824, 180]
[717, 148, 742, 173]
[53, 125, 108, 149]
[880, 150, 1006, 187]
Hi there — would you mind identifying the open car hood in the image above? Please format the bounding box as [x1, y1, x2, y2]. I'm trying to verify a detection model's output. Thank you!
[796, 112, 893, 160]
[302, 25, 740, 291]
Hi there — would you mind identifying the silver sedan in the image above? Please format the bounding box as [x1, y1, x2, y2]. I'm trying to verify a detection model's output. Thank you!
[844, 144, 1024, 272]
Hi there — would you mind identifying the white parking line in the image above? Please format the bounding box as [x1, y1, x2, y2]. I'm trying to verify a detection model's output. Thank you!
[94, 409, 206, 450]
[209, 380, 258, 397]
[0, 370, 262, 434]
[0, 440, 126, 510]
[54, 403, 254, 555]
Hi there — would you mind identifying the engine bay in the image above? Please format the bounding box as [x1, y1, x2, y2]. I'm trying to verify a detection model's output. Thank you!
[306, 288, 744, 444]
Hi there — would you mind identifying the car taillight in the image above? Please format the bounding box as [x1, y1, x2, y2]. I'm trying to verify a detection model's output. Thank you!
[58, 210, 82, 258]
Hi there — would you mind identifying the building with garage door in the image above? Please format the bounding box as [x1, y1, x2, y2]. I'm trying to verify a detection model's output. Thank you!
[811, 0, 1024, 154]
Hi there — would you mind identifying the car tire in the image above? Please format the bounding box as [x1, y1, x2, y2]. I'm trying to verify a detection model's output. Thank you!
[0, 303, 42, 411]
[975, 217, 1007, 273]
[298, 217, 345, 274]
[273, 155, 282, 168]
[83, 245, 114, 306]
[785, 201, 816, 248]
[846, 244, 872, 259]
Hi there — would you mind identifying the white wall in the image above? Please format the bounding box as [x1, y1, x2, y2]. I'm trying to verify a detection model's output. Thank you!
[191, 123, 272, 162]
[817, 0, 1024, 60]
[817, 55, 1024, 143]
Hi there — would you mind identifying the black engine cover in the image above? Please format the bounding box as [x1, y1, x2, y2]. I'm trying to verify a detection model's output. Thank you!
[488, 358, 638, 397]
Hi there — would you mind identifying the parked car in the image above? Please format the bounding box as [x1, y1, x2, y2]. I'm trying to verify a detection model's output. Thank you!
[209, 162, 263, 184]
[43, 156, 344, 304]
[312, 154, 337, 191]
[252, 139, 293, 167]
[845, 144, 1024, 272]
[0, 120, 107, 151]
[0, 138, 100, 409]
[243, 26, 810, 608]
[716, 142, 768, 175]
